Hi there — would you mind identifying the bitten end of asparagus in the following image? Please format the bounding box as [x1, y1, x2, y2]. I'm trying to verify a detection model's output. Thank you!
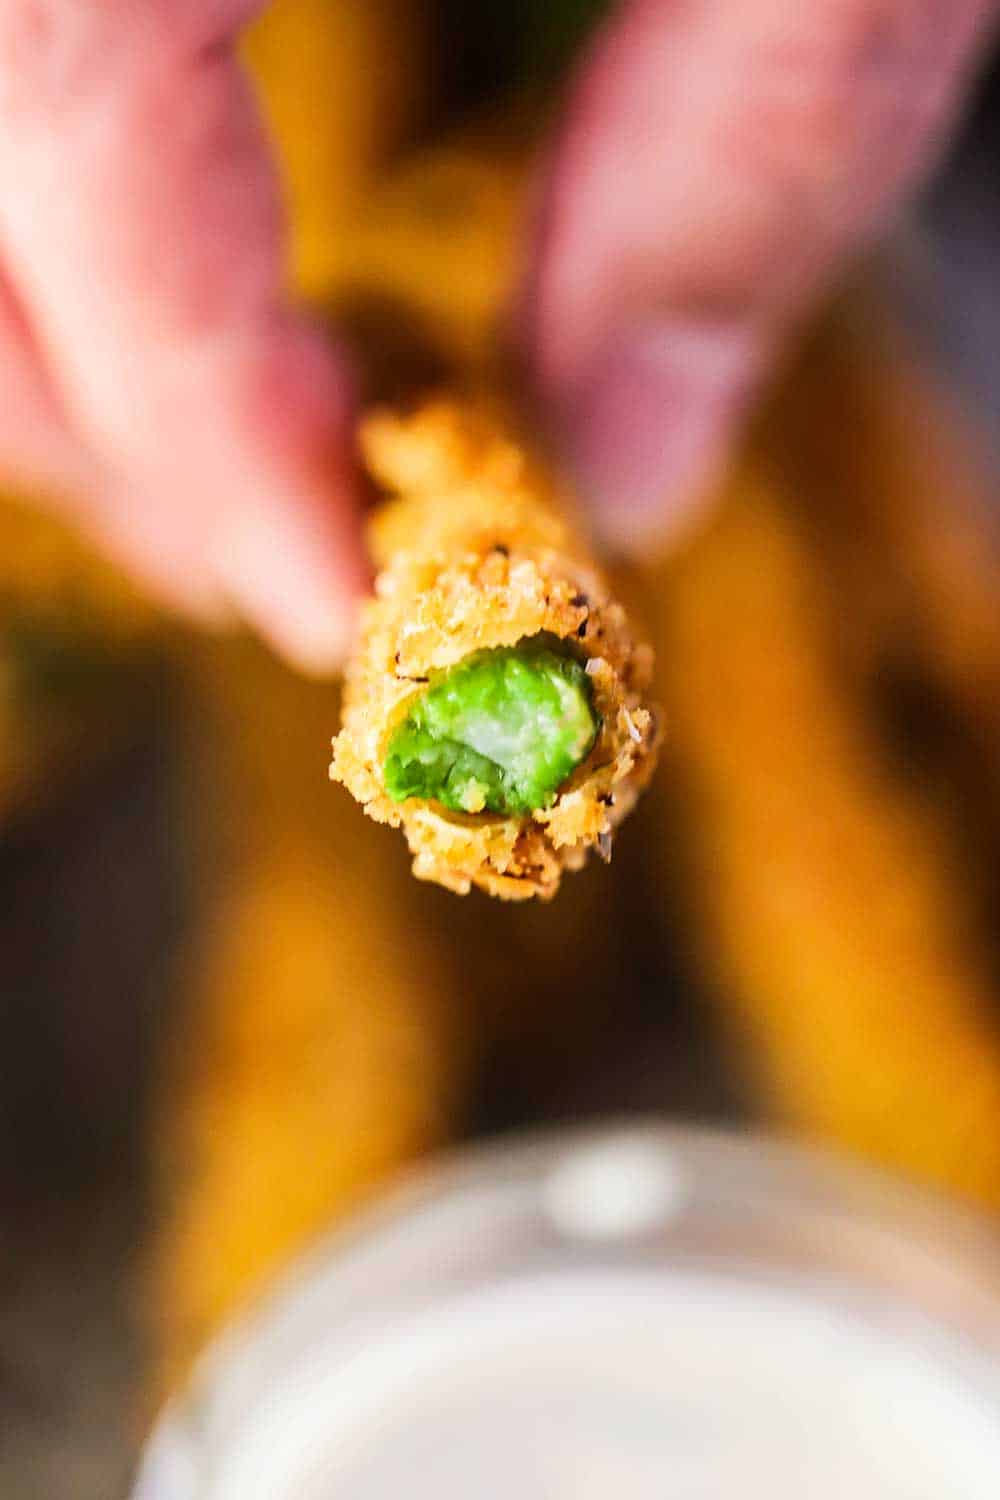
[331, 400, 661, 900]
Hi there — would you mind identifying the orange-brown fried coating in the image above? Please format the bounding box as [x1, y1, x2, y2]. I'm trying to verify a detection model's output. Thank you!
[331, 400, 660, 899]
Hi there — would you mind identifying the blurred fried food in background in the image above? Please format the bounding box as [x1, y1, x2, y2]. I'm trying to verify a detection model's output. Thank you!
[0, 0, 998, 1413]
[151, 642, 466, 1394]
[655, 316, 1000, 1202]
[243, 0, 427, 303]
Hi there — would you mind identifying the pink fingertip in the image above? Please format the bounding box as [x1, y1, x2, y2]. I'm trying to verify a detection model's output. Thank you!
[557, 317, 761, 554]
[212, 492, 367, 675]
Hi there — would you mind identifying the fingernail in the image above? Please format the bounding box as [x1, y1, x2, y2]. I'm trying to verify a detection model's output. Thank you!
[213, 499, 365, 675]
[557, 318, 760, 552]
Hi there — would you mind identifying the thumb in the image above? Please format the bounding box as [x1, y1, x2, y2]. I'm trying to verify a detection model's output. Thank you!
[524, 0, 997, 550]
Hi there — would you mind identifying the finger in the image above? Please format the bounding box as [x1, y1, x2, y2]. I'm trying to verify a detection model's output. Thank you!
[0, 0, 366, 670]
[205, 314, 368, 671]
[80, 317, 365, 652]
[0, 255, 231, 623]
[524, 0, 997, 549]
[0, 265, 95, 498]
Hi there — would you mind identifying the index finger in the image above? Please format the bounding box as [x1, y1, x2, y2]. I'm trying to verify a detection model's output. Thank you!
[0, 0, 366, 669]
[524, 0, 997, 544]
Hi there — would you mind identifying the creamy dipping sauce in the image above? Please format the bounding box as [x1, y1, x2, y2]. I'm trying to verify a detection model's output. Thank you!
[208, 1269, 1000, 1499]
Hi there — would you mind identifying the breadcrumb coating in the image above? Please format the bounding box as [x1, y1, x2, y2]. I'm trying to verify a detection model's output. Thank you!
[331, 400, 660, 899]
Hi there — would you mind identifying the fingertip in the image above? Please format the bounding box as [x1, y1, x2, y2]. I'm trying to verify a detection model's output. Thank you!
[203, 315, 370, 672]
[81, 480, 233, 626]
[238, 600, 357, 677]
[551, 316, 761, 555]
[212, 486, 368, 675]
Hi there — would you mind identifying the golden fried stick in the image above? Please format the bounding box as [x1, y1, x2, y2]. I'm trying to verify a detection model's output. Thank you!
[331, 400, 660, 900]
[150, 843, 461, 1400]
[327, 130, 528, 372]
[243, 0, 424, 300]
[763, 299, 1000, 730]
[149, 637, 467, 1399]
[652, 457, 1000, 1206]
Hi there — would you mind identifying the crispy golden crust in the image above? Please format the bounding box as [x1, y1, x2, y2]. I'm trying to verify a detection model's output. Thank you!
[331, 400, 660, 899]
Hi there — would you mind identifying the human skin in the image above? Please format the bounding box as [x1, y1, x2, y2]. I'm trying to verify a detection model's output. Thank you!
[0, 0, 994, 671]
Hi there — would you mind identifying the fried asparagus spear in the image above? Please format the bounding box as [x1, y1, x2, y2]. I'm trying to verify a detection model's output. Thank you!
[331, 400, 660, 899]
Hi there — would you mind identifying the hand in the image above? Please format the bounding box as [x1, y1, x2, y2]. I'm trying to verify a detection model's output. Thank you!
[524, 0, 997, 550]
[0, 0, 366, 672]
[0, 4, 991, 673]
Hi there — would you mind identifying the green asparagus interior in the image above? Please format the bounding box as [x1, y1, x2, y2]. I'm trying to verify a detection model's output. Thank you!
[383, 638, 599, 815]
